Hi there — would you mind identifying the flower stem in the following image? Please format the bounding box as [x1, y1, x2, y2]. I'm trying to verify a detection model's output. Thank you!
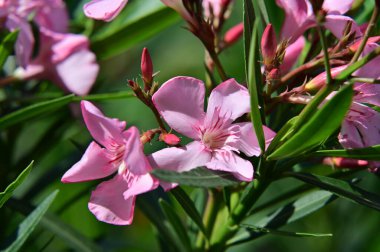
[208, 50, 228, 81]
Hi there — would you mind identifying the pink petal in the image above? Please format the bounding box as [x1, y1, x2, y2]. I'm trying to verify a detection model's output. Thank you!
[55, 48, 99, 96]
[206, 79, 250, 122]
[84, 0, 128, 21]
[353, 43, 380, 79]
[88, 175, 135, 225]
[81, 101, 126, 148]
[123, 126, 152, 175]
[281, 36, 305, 73]
[276, 0, 309, 39]
[123, 172, 158, 199]
[206, 151, 253, 181]
[6, 14, 34, 68]
[152, 77, 206, 139]
[325, 15, 362, 39]
[354, 84, 380, 107]
[34, 0, 69, 32]
[235, 122, 276, 157]
[323, 0, 353, 14]
[148, 141, 212, 173]
[61, 141, 117, 183]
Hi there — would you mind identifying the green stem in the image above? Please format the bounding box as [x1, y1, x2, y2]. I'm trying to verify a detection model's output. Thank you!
[350, 4, 379, 63]
[347, 77, 380, 84]
[316, 22, 332, 85]
[208, 50, 228, 81]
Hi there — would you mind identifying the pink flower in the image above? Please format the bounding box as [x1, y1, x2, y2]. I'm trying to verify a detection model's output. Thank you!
[62, 101, 158, 225]
[276, 0, 360, 42]
[15, 28, 99, 96]
[1, 0, 68, 67]
[148, 77, 276, 189]
[160, 0, 195, 26]
[339, 84, 380, 149]
[83, 0, 128, 21]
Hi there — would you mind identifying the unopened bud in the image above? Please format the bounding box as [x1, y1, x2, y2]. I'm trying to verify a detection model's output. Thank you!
[160, 133, 181, 145]
[324, 157, 368, 169]
[261, 24, 277, 67]
[141, 47, 153, 88]
[224, 23, 243, 46]
[267, 68, 280, 81]
[304, 66, 346, 92]
[141, 130, 156, 144]
[349, 36, 380, 52]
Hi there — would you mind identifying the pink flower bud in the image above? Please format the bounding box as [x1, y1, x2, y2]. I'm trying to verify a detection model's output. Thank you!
[304, 66, 346, 92]
[261, 24, 277, 66]
[349, 36, 380, 52]
[324, 157, 368, 169]
[141, 47, 153, 85]
[224, 23, 243, 46]
[160, 133, 181, 146]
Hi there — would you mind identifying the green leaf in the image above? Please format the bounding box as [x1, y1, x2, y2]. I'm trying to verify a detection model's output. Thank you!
[312, 145, 380, 160]
[243, 0, 255, 77]
[288, 172, 380, 211]
[159, 199, 192, 251]
[240, 224, 332, 238]
[170, 187, 208, 238]
[151, 167, 240, 188]
[0, 161, 33, 208]
[228, 190, 336, 246]
[91, 1, 180, 60]
[0, 30, 19, 68]
[4, 190, 58, 252]
[267, 84, 353, 160]
[0, 95, 74, 130]
[265, 116, 298, 155]
[248, 19, 266, 152]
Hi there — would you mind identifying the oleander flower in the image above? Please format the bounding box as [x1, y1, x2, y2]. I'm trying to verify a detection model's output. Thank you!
[276, 0, 360, 42]
[62, 101, 158, 225]
[148, 77, 276, 190]
[14, 28, 99, 96]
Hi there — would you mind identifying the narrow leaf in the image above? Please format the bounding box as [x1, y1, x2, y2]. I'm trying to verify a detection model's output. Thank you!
[0, 161, 33, 208]
[0, 95, 74, 130]
[248, 19, 265, 152]
[91, 1, 179, 60]
[4, 190, 58, 252]
[228, 190, 336, 246]
[243, 0, 255, 76]
[312, 145, 380, 160]
[288, 172, 380, 211]
[151, 167, 239, 188]
[159, 199, 192, 251]
[240, 224, 332, 238]
[267, 84, 353, 160]
[170, 187, 208, 237]
[0, 30, 19, 68]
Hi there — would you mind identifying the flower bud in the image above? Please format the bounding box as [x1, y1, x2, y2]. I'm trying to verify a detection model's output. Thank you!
[304, 66, 346, 92]
[349, 36, 380, 52]
[224, 23, 243, 46]
[160, 133, 181, 145]
[324, 157, 368, 169]
[141, 47, 153, 87]
[140, 130, 156, 144]
[261, 24, 277, 67]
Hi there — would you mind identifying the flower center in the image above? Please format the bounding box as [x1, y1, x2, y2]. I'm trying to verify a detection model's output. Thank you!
[202, 129, 229, 150]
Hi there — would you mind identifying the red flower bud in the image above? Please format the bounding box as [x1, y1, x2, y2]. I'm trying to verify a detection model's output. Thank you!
[160, 133, 181, 146]
[304, 66, 346, 92]
[261, 24, 277, 66]
[141, 47, 153, 85]
[224, 23, 244, 46]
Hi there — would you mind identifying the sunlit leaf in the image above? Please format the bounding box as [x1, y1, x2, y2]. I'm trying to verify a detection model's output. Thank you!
[312, 145, 380, 160]
[0, 161, 33, 208]
[151, 167, 240, 188]
[0, 30, 18, 68]
[268, 85, 353, 160]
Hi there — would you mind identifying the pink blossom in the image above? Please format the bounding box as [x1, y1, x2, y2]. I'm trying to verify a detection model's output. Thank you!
[62, 101, 158, 225]
[1, 0, 68, 67]
[148, 77, 276, 190]
[160, 0, 195, 26]
[276, 0, 359, 42]
[83, 0, 128, 21]
[15, 28, 99, 96]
